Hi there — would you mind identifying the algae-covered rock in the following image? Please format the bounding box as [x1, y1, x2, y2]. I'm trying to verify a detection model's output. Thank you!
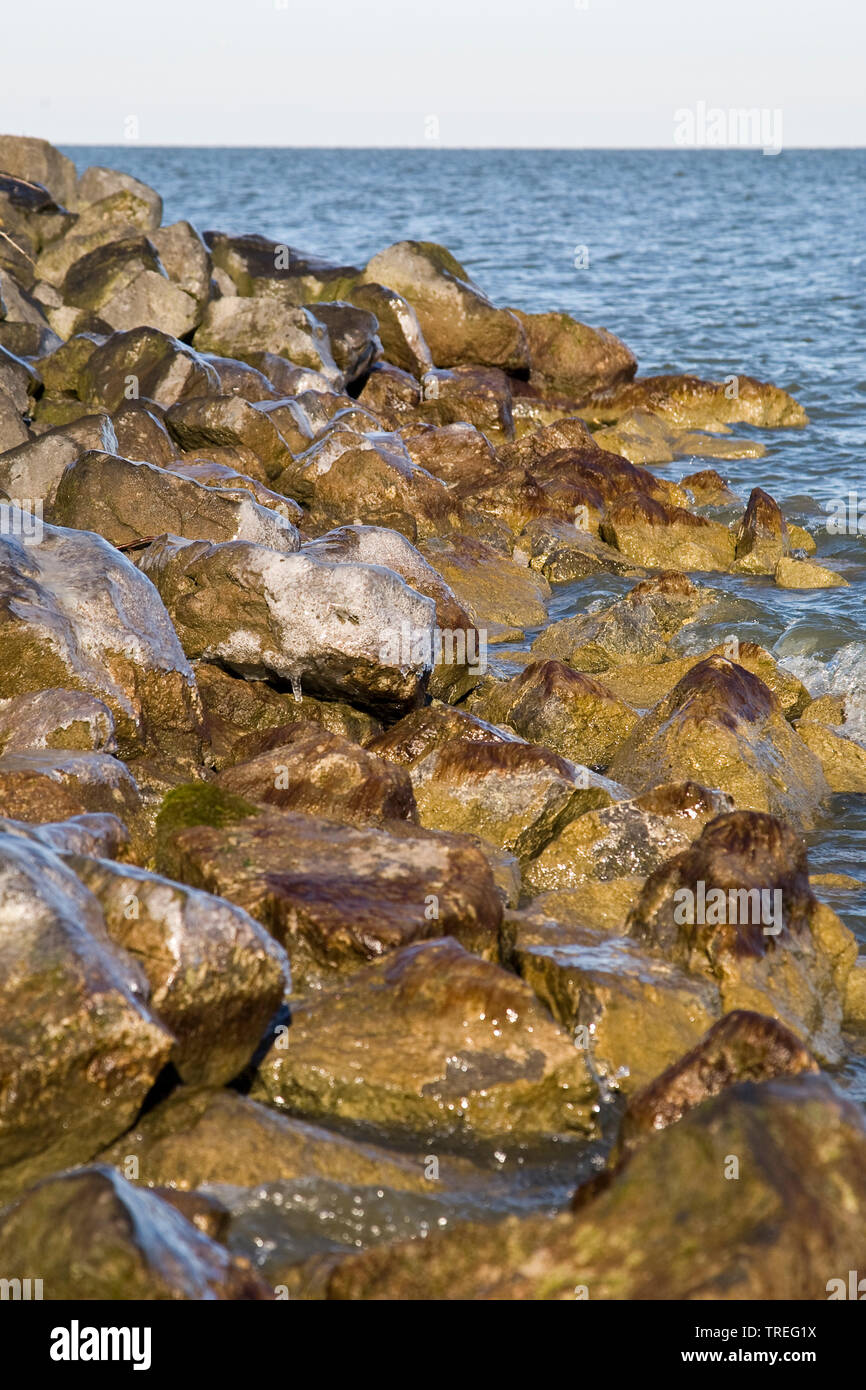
[97, 1085, 469, 1195]
[164, 394, 301, 479]
[510, 308, 636, 400]
[0, 519, 204, 765]
[251, 937, 597, 1142]
[80, 326, 220, 412]
[600, 641, 811, 719]
[471, 659, 637, 768]
[795, 721, 866, 793]
[532, 572, 709, 671]
[203, 232, 359, 302]
[513, 928, 718, 1091]
[627, 810, 857, 1063]
[775, 555, 847, 589]
[64, 856, 289, 1086]
[514, 516, 644, 583]
[0, 1166, 269, 1299]
[276, 428, 459, 542]
[367, 701, 516, 768]
[619, 1010, 819, 1152]
[593, 408, 765, 465]
[362, 241, 529, 372]
[410, 738, 618, 863]
[582, 373, 809, 430]
[0, 834, 172, 1200]
[733, 485, 788, 574]
[608, 656, 828, 826]
[192, 661, 382, 768]
[418, 533, 549, 637]
[524, 781, 732, 893]
[305, 1075, 866, 1299]
[49, 450, 300, 551]
[418, 365, 515, 442]
[193, 298, 342, 383]
[214, 721, 417, 827]
[156, 805, 502, 990]
[348, 280, 433, 376]
[600, 494, 736, 571]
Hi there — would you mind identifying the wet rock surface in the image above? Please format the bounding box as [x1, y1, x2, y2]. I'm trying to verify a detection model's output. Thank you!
[0, 135, 862, 1302]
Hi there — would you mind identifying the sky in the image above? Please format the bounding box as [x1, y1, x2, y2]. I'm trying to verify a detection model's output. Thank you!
[2, 0, 864, 148]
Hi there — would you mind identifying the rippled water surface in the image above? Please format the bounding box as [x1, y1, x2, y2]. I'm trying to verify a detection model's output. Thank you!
[63, 146, 866, 1105]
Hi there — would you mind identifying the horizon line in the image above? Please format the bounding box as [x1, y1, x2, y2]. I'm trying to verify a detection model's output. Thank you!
[52, 142, 866, 153]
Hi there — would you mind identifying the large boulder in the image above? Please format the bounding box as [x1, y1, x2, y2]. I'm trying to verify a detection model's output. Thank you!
[97, 1085, 466, 1194]
[155, 792, 502, 990]
[151, 221, 211, 309]
[0, 518, 203, 765]
[77, 165, 163, 223]
[0, 134, 77, 206]
[137, 534, 436, 716]
[49, 450, 299, 550]
[608, 657, 828, 827]
[627, 810, 857, 1064]
[301, 524, 481, 701]
[80, 327, 220, 412]
[0, 834, 172, 1200]
[582, 372, 808, 429]
[532, 572, 710, 671]
[410, 738, 618, 863]
[348, 281, 433, 376]
[472, 659, 638, 767]
[65, 856, 289, 1085]
[164, 394, 304, 478]
[193, 298, 342, 384]
[600, 494, 736, 571]
[418, 534, 550, 637]
[36, 190, 159, 285]
[361, 241, 529, 372]
[733, 485, 789, 574]
[0, 413, 118, 508]
[276, 427, 459, 541]
[619, 1010, 819, 1153]
[304, 301, 382, 383]
[203, 232, 359, 301]
[0, 1167, 269, 1299]
[510, 309, 636, 400]
[213, 721, 417, 827]
[524, 781, 732, 893]
[251, 937, 598, 1143]
[303, 1074, 866, 1299]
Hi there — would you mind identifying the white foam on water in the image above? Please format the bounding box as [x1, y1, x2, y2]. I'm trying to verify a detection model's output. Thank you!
[779, 641, 866, 745]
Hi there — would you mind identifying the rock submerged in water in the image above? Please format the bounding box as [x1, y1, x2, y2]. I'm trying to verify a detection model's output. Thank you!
[0, 133, 861, 1301]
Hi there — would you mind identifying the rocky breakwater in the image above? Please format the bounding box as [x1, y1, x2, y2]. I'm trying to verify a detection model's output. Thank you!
[0, 134, 863, 1300]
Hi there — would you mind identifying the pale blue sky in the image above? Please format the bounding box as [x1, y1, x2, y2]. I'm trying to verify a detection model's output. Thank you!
[3, 0, 864, 147]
